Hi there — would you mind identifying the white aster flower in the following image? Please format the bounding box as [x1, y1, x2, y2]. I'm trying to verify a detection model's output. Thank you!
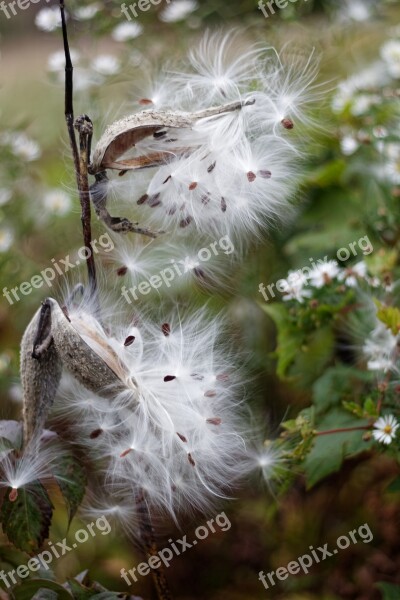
[282, 270, 312, 303]
[332, 64, 388, 113]
[160, 0, 198, 23]
[340, 135, 359, 156]
[0, 227, 14, 252]
[350, 94, 380, 117]
[373, 414, 399, 445]
[112, 22, 143, 42]
[35, 7, 62, 32]
[338, 261, 367, 287]
[74, 3, 100, 20]
[309, 260, 340, 288]
[92, 55, 120, 76]
[381, 40, 400, 79]
[11, 133, 41, 162]
[43, 189, 72, 216]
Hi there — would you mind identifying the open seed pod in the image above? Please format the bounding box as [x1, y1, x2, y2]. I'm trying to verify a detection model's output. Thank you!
[21, 298, 138, 447]
[90, 101, 248, 173]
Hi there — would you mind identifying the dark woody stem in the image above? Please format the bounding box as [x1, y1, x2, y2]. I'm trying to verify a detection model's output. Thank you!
[137, 491, 173, 600]
[60, 0, 98, 301]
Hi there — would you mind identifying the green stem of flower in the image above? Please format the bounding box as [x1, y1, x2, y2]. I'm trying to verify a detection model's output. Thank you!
[315, 425, 371, 436]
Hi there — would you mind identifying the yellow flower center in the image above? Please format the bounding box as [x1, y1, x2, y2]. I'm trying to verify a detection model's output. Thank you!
[383, 425, 393, 434]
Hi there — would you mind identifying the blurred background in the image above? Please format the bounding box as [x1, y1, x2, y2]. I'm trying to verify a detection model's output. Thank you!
[1, 1, 400, 599]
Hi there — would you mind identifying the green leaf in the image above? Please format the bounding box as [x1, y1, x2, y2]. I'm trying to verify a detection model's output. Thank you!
[261, 303, 304, 379]
[303, 410, 373, 488]
[0, 482, 53, 553]
[12, 579, 72, 600]
[306, 158, 347, 187]
[313, 366, 373, 416]
[288, 326, 335, 387]
[376, 582, 400, 600]
[374, 300, 400, 335]
[66, 579, 96, 599]
[52, 453, 87, 525]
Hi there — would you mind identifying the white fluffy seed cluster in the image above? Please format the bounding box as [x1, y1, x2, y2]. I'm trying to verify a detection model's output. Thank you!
[106, 32, 319, 241]
[54, 294, 249, 529]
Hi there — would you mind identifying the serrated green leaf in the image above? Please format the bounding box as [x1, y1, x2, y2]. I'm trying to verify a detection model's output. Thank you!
[12, 579, 72, 600]
[303, 410, 373, 488]
[53, 454, 87, 525]
[343, 401, 365, 418]
[313, 366, 373, 416]
[289, 326, 335, 387]
[0, 482, 53, 553]
[363, 397, 377, 417]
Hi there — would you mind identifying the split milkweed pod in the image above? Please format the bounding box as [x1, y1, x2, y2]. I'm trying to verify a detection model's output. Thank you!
[90, 100, 254, 174]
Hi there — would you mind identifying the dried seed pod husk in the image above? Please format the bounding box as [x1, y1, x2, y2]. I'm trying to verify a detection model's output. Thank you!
[91, 101, 249, 173]
[47, 299, 137, 399]
[21, 305, 62, 448]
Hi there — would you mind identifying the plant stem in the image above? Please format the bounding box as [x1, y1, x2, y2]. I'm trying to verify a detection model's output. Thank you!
[60, 0, 98, 299]
[137, 492, 173, 600]
[315, 425, 371, 436]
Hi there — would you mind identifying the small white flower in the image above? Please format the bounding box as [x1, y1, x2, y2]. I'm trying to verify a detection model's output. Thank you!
[282, 270, 312, 303]
[309, 260, 340, 288]
[112, 22, 143, 42]
[43, 189, 72, 216]
[373, 414, 399, 445]
[160, 0, 198, 23]
[332, 64, 388, 113]
[92, 55, 120, 76]
[340, 135, 359, 156]
[35, 7, 62, 32]
[0, 227, 14, 252]
[350, 94, 380, 117]
[48, 49, 80, 72]
[0, 188, 11, 207]
[381, 40, 400, 79]
[338, 261, 367, 287]
[74, 3, 100, 20]
[11, 133, 41, 162]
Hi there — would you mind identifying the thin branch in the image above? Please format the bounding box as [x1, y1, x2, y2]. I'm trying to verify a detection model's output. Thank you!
[75, 115, 97, 296]
[60, 0, 79, 177]
[60, 0, 98, 298]
[137, 491, 173, 600]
